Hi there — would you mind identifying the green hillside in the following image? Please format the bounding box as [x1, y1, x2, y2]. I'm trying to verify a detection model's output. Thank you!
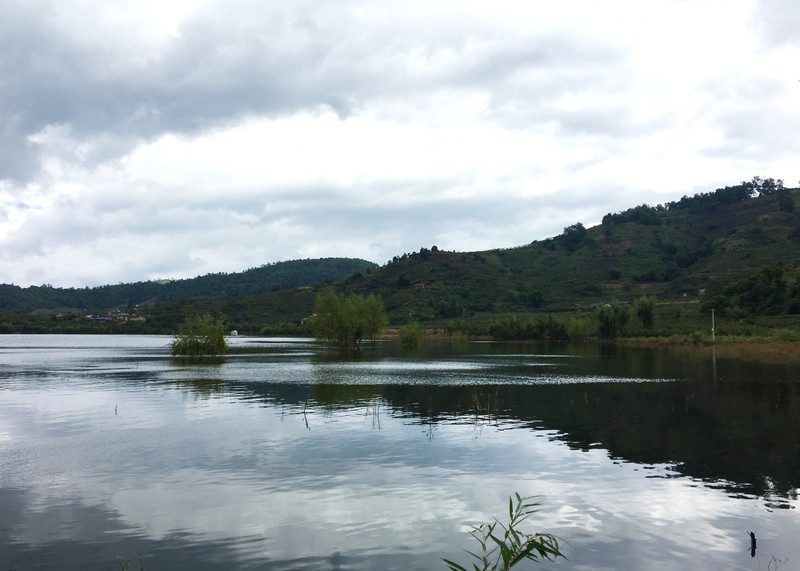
[0, 257, 377, 313]
[4, 178, 800, 337]
[339, 183, 800, 323]
[141, 179, 800, 336]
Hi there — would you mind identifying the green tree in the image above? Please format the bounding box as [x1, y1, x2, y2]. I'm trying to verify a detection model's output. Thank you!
[561, 223, 587, 252]
[595, 301, 629, 339]
[778, 187, 795, 212]
[170, 314, 228, 357]
[360, 292, 389, 341]
[308, 288, 387, 351]
[631, 295, 657, 329]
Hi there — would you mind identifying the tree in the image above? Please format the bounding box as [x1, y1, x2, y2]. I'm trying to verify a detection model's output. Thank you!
[595, 301, 629, 339]
[561, 223, 587, 252]
[170, 314, 228, 357]
[778, 187, 795, 213]
[308, 288, 388, 351]
[631, 296, 656, 329]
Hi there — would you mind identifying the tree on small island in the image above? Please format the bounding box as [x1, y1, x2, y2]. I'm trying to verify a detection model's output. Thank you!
[170, 314, 228, 358]
[308, 288, 387, 351]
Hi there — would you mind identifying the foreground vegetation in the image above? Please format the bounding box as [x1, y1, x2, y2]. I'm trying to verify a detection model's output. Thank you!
[444, 494, 564, 571]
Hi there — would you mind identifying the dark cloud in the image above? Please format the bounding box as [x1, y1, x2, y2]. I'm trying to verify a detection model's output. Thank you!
[0, 0, 629, 183]
[0, 1, 346, 180]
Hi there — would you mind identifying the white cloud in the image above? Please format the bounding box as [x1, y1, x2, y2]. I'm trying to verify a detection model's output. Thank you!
[1, 0, 798, 287]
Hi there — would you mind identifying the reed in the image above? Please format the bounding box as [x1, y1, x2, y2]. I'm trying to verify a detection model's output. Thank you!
[443, 493, 564, 571]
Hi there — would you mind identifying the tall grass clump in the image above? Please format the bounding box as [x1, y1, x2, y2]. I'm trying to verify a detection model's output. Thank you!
[566, 317, 591, 341]
[398, 321, 425, 348]
[443, 493, 564, 571]
[448, 330, 470, 344]
[170, 314, 228, 358]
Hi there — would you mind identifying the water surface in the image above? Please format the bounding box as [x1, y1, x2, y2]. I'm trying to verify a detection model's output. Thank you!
[1, 334, 798, 570]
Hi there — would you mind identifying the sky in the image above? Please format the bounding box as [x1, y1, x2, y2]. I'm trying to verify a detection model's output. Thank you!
[1, 0, 799, 288]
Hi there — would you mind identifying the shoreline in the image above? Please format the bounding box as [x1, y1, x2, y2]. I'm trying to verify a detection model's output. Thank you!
[620, 336, 800, 364]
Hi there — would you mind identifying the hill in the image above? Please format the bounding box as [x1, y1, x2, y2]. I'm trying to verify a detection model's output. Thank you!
[135, 177, 800, 335]
[4, 178, 800, 337]
[338, 179, 800, 323]
[0, 257, 377, 314]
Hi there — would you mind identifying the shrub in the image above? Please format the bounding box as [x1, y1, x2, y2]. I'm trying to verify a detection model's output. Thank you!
[770, 328, 800, 342]
[566, 317, 591, 340]
[684, 331, 705, 345]
[631, 296, 657, 329]
[595, 301, 629, 339]
[170, 314, 228, 358]
[398, 321, 425, 348]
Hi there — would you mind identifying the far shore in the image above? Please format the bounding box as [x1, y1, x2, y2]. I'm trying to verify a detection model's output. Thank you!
[621, 337, 800, 364]
[379, 329, 800, 364]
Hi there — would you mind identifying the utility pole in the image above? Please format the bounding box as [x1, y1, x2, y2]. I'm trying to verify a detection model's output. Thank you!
[711, 308, 715, 341]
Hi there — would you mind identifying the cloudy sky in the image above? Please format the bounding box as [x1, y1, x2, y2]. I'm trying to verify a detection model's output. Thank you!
[1, 0, 799, 288]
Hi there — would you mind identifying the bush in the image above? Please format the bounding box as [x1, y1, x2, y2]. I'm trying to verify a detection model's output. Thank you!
[170, 314, 228, 357]
[567, 317, 591, 340]
[684, 330, 705, 345]
[398, 321, 425, 348]
[770, 328, 800, 342]
[631, 296, 657, 329]
[595, 302, 629, 339]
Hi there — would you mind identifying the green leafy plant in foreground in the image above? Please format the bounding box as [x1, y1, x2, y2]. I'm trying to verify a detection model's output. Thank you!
[443, 494, 564, 571]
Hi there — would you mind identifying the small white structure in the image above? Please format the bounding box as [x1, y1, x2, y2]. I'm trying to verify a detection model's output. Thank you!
[230, 330, 238, 336]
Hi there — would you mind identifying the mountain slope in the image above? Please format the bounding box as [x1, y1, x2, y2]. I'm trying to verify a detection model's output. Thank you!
[340, 186, 800, 322]
[5, 182, 800, 335]
[137, 184, 800, 332]
[0, 257, 377, 313]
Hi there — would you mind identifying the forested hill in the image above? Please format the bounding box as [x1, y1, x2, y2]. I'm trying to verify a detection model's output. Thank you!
[336, 177, 800, 322]
[5, 177, 800, 334]
[0, 257, 377, 313]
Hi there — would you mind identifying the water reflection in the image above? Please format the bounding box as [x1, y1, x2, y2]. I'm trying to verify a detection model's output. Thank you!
[224, 379, 800, 510]
[1, 335, 798, 570]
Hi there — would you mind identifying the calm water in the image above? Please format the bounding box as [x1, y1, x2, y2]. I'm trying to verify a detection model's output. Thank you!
[1, 334, 799, 570]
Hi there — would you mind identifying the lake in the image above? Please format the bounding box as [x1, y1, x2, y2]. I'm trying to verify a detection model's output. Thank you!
[1, 334, 798, 570]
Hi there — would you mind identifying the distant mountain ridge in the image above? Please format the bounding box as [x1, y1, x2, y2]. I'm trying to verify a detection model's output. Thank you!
[0, 257, 378, 313]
